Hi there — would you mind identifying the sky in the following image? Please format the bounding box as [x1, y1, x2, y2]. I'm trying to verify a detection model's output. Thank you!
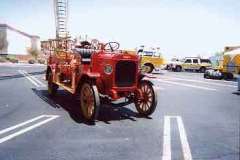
[0, 0, 240, 59]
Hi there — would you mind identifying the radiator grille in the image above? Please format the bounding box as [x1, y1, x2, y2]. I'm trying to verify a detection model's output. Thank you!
[115, 61, 136, 87]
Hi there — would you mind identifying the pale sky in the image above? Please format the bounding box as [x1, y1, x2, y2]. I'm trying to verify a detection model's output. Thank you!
[0, 0, 240, 59]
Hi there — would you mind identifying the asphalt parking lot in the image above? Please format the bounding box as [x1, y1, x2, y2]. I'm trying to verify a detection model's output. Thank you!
[0, 63, 239, 160]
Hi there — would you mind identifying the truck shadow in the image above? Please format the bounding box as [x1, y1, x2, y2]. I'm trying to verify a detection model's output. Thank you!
[32, 88, 147, 125]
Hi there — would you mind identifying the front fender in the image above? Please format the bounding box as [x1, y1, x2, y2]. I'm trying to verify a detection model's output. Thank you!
[138, 73, 156, 82]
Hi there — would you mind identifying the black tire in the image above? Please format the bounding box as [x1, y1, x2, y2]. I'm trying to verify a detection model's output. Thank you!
[227, 73, 234, 80]
[134, 80, 158, 116]
[48, 71, 58, 96]
[175, 65, 182, 72]
[223, 72, 234, 80]
[79, 82, 100, 122]
[143, 64, 154, 73]
[199, 67, 206, 73]
[204, 73, 208, 79]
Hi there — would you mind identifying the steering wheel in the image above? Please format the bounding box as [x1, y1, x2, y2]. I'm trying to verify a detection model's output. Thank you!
[104, 42, 120, 52]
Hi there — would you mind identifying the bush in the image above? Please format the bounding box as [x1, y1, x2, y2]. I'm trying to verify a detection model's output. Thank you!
[0, 57, 7, 63]
[6, 55, 18, 63]
[9, 58, 18, 63]
[27, 47, 40, 60]
[37, 59, 45, 64]
[28, 59, 35, 64]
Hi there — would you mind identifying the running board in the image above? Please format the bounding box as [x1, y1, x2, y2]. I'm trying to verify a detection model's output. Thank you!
[55, 82, 75, 94]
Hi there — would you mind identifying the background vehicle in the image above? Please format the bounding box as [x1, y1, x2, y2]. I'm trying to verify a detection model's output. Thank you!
[137, 46, 166, 73]
[205, 47, 240, 80]
[166, 58, 184, 72]
[169, 57, 212, 72]
[222, 49, 240, 79]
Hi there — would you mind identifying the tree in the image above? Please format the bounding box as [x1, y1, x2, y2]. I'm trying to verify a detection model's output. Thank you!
[0, 31, 8, 54]
[214, 51, 224, 56]
[27, 47, 40, 60]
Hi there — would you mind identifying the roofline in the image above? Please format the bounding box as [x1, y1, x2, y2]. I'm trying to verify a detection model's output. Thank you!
[0, 23, 40, 39]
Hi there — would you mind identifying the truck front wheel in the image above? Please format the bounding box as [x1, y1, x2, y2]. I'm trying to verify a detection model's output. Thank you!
[134, 80, 157, 116]
[199, 67, 206, 73]
[80, 82, 100, 122]
[175, 66, 182, 72]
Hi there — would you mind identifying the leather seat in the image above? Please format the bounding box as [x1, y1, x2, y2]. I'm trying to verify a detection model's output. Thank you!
[74, 48, 94, 63]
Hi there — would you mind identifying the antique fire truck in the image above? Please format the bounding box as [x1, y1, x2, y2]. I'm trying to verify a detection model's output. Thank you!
[41, 39, 158, 121]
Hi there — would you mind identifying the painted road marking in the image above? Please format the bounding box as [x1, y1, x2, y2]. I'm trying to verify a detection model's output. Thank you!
[18, 70, 40, 87]
[0, 115, 59, 144]
[176, 116, 192, 160]
[162, 116, 192, 160]
[164, 77, 237, 88]
[162, 116, 171, 160]
[161, 74, 237, 84]
[21, 70, 46, 87]
[157, 79, 217, 91]
[18, 70, 46, 87]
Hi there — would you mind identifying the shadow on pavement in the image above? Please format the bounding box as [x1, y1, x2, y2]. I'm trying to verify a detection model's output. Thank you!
[232, 91, 240, 96]
[32, 88, 147, 125]
[0, 71, 45, 81]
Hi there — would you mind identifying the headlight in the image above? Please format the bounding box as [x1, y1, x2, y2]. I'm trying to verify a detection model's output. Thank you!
[104, 65, 113, 74]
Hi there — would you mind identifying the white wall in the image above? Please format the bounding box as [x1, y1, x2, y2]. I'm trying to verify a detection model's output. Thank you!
[7, 29, 31, 55]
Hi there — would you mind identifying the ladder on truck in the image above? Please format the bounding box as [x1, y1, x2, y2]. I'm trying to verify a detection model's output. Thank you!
[54, 0, 69, 39]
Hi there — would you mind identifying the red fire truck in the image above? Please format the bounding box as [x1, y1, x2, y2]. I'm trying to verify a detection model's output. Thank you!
[41, 39, 158, 122]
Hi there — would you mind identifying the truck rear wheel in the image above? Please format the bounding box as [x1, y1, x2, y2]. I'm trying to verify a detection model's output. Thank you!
[48, 71, 58, 96]
[80, 82, 100, 122]
[134, 80, 157, 116]
[142, 64, 154, 73]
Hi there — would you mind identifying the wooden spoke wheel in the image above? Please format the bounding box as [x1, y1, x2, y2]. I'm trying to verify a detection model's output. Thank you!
[48, 72, 58, 96]
[80, 82, 100, 121]
[134, 80, 157, 116]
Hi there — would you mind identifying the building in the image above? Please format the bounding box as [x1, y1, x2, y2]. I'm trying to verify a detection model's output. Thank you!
[0, 24, 40, 55]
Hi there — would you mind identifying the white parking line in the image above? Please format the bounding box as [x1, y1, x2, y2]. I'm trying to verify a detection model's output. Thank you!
[162, 116, 171, 160]
[21, 70, 46, 87]
[18, 70, 46, 87]
[162, 116, 192, 160]
[157, 79, 217, 91]
[176, 116, 192, 160]
[164, 77, 236, 88]
[0, 115, 59, 144]
[0, 115, 45, 135]
[18, 70, 40, 87]
[164, 75, 237, 84]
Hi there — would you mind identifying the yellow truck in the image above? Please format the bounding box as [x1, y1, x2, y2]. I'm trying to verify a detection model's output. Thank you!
[137, 46, 166, 73]
[222, 48, 240, 79]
